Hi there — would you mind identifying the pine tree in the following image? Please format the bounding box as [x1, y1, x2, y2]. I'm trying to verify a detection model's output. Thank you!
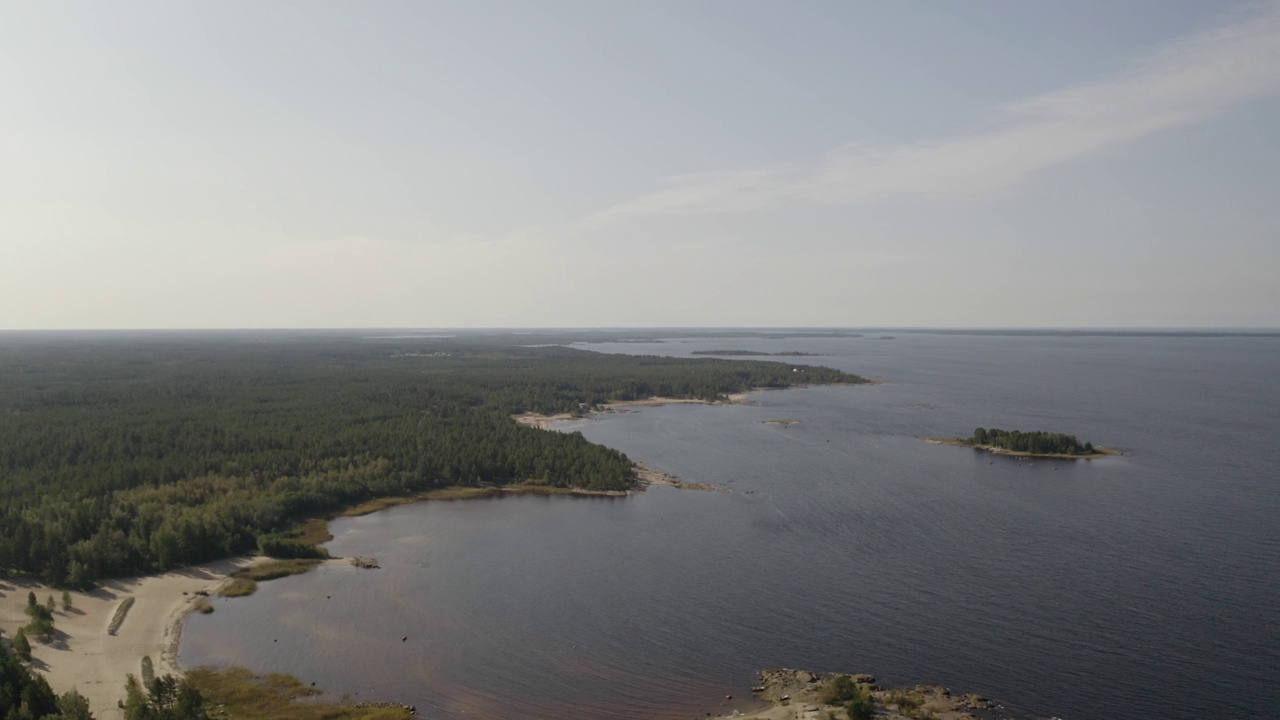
[58, 688, 94, 720]
[13, 627, 32, 660]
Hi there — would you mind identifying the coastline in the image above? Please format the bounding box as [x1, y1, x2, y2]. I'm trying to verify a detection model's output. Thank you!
[333, 469, 730, 519]
[0, 556, 259, 720]
[0, 472, 728, 720]
[1, 385, 821, 718]
[512, 391, 761, 492]
[925, 437, 1120, 460]
[511, 390, 757, 430]
[5, 556, 1032, 720]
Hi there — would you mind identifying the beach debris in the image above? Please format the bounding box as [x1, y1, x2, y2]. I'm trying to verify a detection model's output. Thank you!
[350, 556, 380, 569]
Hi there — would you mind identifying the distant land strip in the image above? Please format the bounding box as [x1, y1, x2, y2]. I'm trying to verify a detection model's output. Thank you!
[691, 349, 827, 356]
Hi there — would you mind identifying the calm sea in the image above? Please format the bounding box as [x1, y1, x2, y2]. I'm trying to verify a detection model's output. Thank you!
[181, 334, 1280, 720]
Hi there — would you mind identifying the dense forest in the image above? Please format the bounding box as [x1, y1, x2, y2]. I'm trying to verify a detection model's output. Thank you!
[967, 428, 1095, 455]
[0, 333, 864, 585]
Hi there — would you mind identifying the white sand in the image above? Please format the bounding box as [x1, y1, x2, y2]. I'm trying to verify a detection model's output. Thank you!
[0, 557, 255, 720]
[512, 391, 758, 429]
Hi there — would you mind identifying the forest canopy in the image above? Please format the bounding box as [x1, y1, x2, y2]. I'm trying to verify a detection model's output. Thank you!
[0, 332, 865, 585]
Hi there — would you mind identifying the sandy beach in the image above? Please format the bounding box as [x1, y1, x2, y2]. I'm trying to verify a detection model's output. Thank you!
[512, 391, 756, 429]
[0, 557, 257, 720]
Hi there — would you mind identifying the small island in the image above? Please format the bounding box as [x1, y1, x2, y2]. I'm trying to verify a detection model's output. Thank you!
[928, 427, 1117, 459]
[738, 668, 1014, 720]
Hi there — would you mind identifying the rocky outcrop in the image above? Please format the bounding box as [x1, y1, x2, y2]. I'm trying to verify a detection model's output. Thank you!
[745, 668, 1012, 720]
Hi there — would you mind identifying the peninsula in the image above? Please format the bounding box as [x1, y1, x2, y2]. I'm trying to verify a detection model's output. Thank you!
[0, 333, 866, 589]
[928, 427, 1117, 459]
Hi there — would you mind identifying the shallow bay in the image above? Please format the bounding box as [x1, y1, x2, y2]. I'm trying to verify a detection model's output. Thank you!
[181, 334, 1280, 719]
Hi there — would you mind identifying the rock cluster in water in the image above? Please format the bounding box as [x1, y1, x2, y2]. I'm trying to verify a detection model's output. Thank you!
[747, 668, 1012, 720]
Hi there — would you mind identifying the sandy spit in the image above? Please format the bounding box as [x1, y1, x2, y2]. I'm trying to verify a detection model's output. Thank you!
[512, 391, 757, 429]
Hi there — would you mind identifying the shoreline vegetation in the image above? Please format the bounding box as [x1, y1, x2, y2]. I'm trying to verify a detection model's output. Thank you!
[186, 667, 415, 719]
[927, 428, 1118, 460]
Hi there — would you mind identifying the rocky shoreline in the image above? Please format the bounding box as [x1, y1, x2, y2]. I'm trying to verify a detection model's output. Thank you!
[925, 437, 1118, 460]
[635, 461, 732, 493]
[732, 668, 1029, 720]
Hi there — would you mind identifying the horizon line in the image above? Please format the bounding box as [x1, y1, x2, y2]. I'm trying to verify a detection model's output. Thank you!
[2, 326, 1278, 334]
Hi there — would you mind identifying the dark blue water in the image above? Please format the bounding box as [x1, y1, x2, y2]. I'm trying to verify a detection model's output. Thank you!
[181, 334, 1280, 720]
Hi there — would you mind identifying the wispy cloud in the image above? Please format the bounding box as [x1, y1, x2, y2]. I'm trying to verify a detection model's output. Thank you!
[580, 3, 1280, 227]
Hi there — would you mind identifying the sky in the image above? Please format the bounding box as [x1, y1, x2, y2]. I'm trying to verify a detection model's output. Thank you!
[3, 1, 1279, 329]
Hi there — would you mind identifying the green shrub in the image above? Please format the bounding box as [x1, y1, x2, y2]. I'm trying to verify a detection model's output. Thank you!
[258, 534, 328, 559]
[844, 692, 873, 720]
[886, 690, 922, 709]
[821, 676, 861, 704]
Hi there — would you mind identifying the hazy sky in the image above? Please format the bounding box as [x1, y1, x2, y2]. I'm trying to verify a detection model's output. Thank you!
[3, 1, 1279, 329]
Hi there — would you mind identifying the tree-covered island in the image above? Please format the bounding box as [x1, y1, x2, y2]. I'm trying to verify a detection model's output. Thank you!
[928, 427, 1116, 459]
